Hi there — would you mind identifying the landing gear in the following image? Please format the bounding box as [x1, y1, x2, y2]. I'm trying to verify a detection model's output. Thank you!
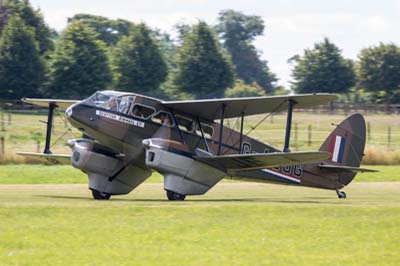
[91, 189, 111, 200]
[336, 189, 346, 199]
[166, 190, 186, 201]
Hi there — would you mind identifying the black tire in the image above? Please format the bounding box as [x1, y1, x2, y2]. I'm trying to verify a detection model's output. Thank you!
[336, 190, 347, 199]
[92, 189, 111, 200]
[166, 190, 186, 201]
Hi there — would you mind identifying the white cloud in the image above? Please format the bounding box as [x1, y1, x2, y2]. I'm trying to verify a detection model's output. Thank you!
[366, 16, 389, 31]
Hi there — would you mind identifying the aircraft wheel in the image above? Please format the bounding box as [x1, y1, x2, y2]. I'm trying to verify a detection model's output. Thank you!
[92, 189, 111, 200]
[166, 190, 186, 201]
[336, 190, 346, 199]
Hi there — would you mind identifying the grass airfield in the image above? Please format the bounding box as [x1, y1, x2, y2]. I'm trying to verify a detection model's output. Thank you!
[0, 169, 399, 266]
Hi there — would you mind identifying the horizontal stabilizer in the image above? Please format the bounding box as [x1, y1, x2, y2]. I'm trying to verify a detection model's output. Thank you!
[17, 152, 71, 165]
[318, 164, 379, 173]
[22, 98, 79, 110]
[194, 151, 330, 173]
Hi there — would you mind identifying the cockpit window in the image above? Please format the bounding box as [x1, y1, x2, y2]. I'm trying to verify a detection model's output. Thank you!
[118, 96, 135, 114]
[106, 99, 118, 111]
[91, 92, 110, 106]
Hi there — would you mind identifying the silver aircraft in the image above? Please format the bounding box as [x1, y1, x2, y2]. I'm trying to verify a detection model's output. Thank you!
[18, 91, 376, 200]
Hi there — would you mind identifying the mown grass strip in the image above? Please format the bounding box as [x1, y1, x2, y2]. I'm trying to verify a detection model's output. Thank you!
[0, 164, 397, 184]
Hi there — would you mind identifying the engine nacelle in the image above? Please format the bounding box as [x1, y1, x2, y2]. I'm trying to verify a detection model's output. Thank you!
[143, 138, 225, 195]
[69, 139, 120, 176]
[68, 139, 151, 195]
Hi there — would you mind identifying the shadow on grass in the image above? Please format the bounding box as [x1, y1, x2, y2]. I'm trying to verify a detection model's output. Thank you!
[37, 194, 345, 205]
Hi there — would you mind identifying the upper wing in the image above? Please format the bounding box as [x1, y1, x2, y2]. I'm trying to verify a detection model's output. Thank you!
[17, 152, 71, 165]
[22, 97, 79, 110]
[162, 93, 336, 120]
[194, 151, 330, 173]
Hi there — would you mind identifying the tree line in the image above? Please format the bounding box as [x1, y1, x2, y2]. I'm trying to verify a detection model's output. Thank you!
[0, 0, 399, 103]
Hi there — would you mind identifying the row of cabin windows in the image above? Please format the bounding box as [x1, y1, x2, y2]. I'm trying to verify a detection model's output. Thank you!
[92, 94, 214, 139]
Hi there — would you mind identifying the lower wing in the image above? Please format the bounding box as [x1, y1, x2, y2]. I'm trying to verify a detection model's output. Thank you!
[194, 151, 330, 173]
[17, 152, 71, 165]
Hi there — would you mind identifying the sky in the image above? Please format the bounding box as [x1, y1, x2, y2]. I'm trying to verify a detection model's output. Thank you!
[30, 0, 400, 88]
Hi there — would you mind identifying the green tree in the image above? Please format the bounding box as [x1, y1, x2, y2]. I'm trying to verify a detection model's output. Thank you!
[68, 14, 133, 46]
[44, 21, 111, 98]
[216, 9, 276, 93]
[0, 0, 54, 54]
[357, 43, 400, 103]
[224, 79, 266, 98]
[111, 23, 167, 94]
[290, 38, 355, 94]
[173, 21, 234, 99]
[0, 15, 44, 99]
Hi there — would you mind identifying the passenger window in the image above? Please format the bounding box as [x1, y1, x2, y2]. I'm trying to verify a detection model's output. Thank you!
[196, 123, 214, 139]
[118, 96, 134, 114]
[131, 104, 155, 119]
[175, 115, 195, 132]
[152, 112, 174, 127]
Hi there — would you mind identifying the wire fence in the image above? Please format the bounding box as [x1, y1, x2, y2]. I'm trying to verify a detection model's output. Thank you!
[0, 101, 399, 159]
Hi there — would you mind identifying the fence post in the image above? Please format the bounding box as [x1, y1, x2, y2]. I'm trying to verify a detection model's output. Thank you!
[1, 112, 4, 132]
[388, 126, 391, 147]
[36, 141, 40, 153]
[294, 122, 298, 151]
[367, 122, 371, 142]
[52, 119, 55, 134]
[308, 125, 312, 146]
[0, 136, 4, 155]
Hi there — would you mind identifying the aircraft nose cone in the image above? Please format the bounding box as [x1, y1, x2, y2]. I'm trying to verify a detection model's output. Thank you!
[142, 139, 153, 149]
[65, 106, 73, 117]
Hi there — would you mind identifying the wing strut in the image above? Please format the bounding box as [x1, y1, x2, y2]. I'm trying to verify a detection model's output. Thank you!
[217, 103, 226, 155]
[44, 102, 56, 154]
[283, 99, 297, 152]
[170, 110, 185, 144]
[239, 112, 244, 153]
[197, 117, 210, 152]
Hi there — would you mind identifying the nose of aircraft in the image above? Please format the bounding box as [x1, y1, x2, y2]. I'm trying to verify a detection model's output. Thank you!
[65, 105, 73, 118]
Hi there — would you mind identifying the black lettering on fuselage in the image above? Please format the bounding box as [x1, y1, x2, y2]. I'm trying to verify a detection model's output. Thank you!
[274, 164, 304, 178]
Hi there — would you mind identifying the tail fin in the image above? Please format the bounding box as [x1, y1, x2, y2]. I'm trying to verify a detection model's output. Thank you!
[319, 113, 366, 185]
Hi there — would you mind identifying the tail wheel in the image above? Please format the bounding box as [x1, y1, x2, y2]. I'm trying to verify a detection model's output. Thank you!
[166, 190, 186, 201]
[92, 189, 111, 200]
[336, 190, 347, 199]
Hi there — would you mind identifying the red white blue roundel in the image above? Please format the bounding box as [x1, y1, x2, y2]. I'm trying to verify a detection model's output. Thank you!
[329, 135, 346, 163]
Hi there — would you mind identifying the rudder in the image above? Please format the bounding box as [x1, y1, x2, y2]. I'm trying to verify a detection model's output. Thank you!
[319, 113, 366, 185]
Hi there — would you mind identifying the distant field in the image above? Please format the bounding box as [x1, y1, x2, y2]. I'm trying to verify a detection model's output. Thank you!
[0, 182, 399, 266]
[0, 111, 399, 164]
[0, 164, 397, 184]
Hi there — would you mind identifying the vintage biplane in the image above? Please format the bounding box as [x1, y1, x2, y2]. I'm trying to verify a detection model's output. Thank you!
[18, 91, 376, 200]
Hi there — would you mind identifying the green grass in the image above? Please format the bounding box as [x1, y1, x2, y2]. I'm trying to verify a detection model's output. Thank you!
[0, 165, 163, 184]
[0, 164, 397, 184]
[0, 182, 399, 266]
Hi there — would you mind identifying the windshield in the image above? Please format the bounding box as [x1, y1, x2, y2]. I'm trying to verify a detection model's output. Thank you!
[90, 92, 111, 105]
[89, 92, 136, 113]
